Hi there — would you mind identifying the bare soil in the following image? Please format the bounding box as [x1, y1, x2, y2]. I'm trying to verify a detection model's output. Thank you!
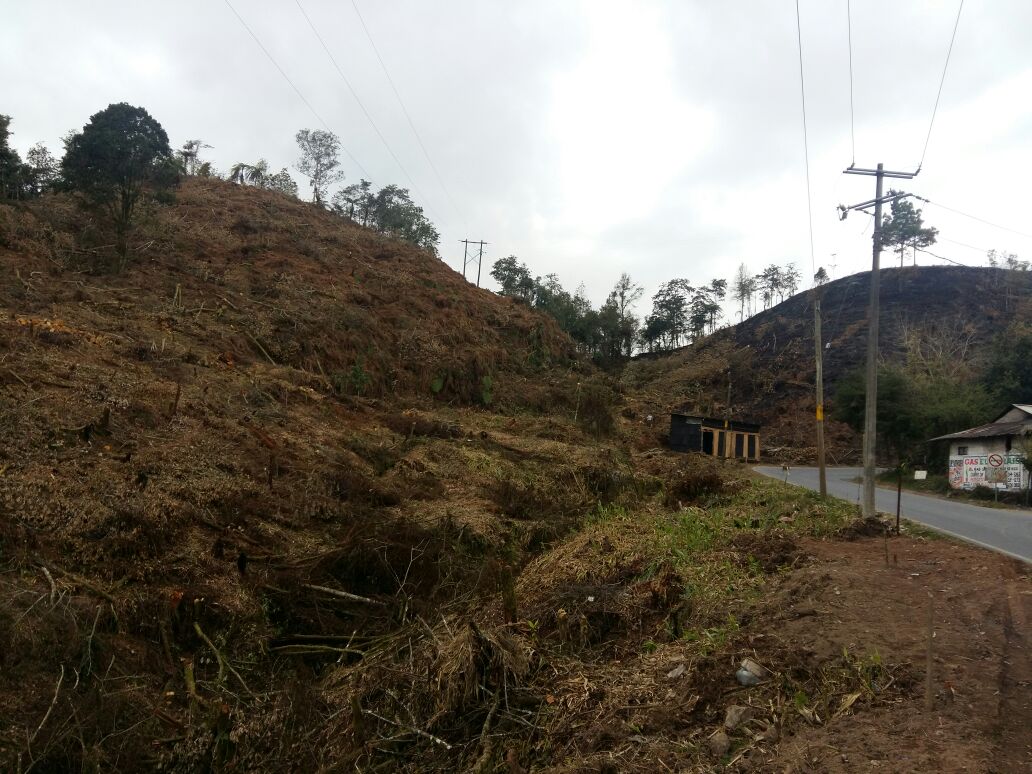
[766, 535, 1031, 773]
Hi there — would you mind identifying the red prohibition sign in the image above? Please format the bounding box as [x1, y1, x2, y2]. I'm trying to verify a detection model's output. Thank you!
[988, 453, 1004, 468]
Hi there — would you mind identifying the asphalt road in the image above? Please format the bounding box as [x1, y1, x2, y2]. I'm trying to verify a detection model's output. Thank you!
[755, 465, 1032, 564]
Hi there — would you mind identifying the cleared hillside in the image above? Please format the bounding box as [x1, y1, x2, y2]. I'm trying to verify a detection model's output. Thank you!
[1, 187, 1028, 771]
[624, 265, 1032, 460]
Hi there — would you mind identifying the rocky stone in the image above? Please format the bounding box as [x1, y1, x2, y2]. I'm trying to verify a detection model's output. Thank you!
[724, 704, 754, 730]
[708, 729, 731, 757]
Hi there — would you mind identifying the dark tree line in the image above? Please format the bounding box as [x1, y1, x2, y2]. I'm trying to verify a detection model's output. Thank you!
[0, 114, 62, 199]
[490, 255, 813, 359]
[833, 295, 1029, 471]
[729, 262, 802, 321]
[639, 278, 727, 351]
[330, 179, 439, 254]
[490, 257, 642, 362]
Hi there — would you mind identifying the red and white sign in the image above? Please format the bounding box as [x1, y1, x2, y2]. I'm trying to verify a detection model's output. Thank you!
[988, 453, 1004, 468]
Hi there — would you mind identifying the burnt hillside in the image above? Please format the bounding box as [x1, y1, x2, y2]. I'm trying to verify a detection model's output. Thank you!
[624, 265, 1032, 458]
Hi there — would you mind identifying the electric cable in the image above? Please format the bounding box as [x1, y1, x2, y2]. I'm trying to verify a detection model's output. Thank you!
[222, 0, 370, 178]
[794, 0, 817, 280]
[914, 196, 1032, 240]
[846, 0, 856, 166]
[349, 0, 466, 229]
[917, 0, 964, 170]
[294, 0, 445, 225]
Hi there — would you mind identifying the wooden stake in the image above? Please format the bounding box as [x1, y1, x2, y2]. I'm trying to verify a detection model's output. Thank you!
[925, 594, 934, 712]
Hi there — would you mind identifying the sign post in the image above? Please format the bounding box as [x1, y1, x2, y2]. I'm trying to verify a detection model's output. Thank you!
[988, 454, 1005, 502]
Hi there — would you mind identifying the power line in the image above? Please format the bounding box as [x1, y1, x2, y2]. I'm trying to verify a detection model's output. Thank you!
[293, 0, 444, 226]
[916, 247, 972, 267]
[349, 0, 466, 229]
[794, 0, 816, 279]
[917, 0, 964, 170]
[222, 0, 369, 178]
[914, 196, 1032, 240]
[846, 0, 856, 166]
[941, 236, 986, 254]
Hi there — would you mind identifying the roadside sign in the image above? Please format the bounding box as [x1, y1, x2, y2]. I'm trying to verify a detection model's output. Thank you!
[988, 453, 1004, 468]
[913, 470, 927, 480]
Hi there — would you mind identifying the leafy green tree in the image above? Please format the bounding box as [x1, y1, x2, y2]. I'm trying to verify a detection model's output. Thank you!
[780, 264, 801, 299]
[26, 143, 60, 195]
[643, 279, 693, 350]
[295, 128, 344, 206]
[367, 184, 439, 253]
[0, 115, 31, 199]
[332, 179, 373, 224]
[880, 192, 937, 267]
[228, 159, 270, 186]
[266, 169, 298, 197]
[490, 256, 537, 302]
[833, 366, 924, 461]
[688, 279, 726, 339]
[835, 359, 993, 468]
[61, 103, 175, 267]
[228, 159, 297, 198]
[176, 139, 212, 176]
[984, 323, 1032, 405]
[756, 265, 781, 309]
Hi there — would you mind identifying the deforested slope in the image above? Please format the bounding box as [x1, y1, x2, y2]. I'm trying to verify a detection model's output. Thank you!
[624, 265, 1032, 459]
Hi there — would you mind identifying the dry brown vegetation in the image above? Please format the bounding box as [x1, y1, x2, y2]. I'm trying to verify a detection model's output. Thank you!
[0, 183, 1028, 772]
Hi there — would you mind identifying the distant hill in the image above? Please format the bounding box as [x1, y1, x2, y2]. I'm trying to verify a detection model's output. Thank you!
[623, 265, 1032, 460]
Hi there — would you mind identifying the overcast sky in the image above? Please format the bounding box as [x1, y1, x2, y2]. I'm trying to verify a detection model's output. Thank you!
[4, 0, 1032, 315]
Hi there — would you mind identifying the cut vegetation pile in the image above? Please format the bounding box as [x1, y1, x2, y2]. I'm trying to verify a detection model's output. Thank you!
[0, 183, 1028, 772]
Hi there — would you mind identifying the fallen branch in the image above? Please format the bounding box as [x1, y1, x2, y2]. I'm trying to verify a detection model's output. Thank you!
[362, 708, 453, 751]
[303, 583, 384, 606]
[268, 644, 365, 657]
[40, 565, 56, 606]
[183, 657, 208, 708]
[245, 330, 277, 366]
[29, 664, 64, 747]
[193, 622, 258, 699]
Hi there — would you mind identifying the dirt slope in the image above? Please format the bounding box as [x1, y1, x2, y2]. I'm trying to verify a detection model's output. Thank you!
[0, 185, 1028, 772]
[624, 266, 1032, 460]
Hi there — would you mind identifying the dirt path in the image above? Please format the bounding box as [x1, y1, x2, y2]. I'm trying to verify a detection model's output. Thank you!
[765, 534, 1032, 772]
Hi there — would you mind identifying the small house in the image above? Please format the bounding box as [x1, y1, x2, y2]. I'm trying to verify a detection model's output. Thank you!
[669, 413, 761, 462]
[930, 404, 1032, 492]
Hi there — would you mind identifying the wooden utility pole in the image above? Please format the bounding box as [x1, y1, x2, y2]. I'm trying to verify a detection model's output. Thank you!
[813, 292, 827, 496]
[840, 164, 917, 519]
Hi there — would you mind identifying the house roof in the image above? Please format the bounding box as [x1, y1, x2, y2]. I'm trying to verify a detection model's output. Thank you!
[930, 419, 1032, 442]
[929, 404, 1032, 442]
[996, 404, 1032, 421]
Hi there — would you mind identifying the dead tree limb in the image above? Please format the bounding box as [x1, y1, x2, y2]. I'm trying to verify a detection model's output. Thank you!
[303, 583, 384, 606]
[29, 664, 64, 747]
[362, 708, 452, 750]
[193, 622, 258, 699]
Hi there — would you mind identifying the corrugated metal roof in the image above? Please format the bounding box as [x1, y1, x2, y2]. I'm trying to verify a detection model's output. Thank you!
[930, 404, 1032, 442]
[930, 419, 1032, 442]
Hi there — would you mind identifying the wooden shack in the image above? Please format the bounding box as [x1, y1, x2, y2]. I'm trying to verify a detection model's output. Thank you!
[668, 413, 761, 462]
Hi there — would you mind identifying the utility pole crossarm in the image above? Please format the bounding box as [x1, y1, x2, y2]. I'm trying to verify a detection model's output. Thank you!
[844, 165, 920, 179]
